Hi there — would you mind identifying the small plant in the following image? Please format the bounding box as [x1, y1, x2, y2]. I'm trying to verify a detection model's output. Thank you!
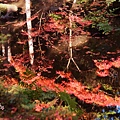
[59, 91, 82, 116]
[22, 87, 56, 102]
[49, 13, 62, 20]
[85, 9, 113, 34]
[97, 21, 113, 35]
[59, 91, 77, 111]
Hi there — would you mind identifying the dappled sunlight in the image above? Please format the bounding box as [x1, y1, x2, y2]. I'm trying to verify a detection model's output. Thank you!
[0, 0, 120, 119]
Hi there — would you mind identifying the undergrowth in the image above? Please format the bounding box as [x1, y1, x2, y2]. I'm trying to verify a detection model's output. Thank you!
[0, 80, 82, 119]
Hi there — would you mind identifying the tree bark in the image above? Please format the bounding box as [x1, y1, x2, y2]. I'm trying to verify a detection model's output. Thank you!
[25, 0, 34, 65]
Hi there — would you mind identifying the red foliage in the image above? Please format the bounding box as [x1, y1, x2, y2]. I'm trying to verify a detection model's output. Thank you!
[4, 76, 18, 87]
[5, 57, 120, 107]
[43, 18, 65, 32]
[96, 69, 109, 77]
[11, 107, 18, 114]
[24, 71, 119, 107]
[43, 13, 92, 34]
[35, 74, 120, 106]
[112, 56, 120, 68]
[34, 100, 50, 112]
[9, 57, 27, 78]
[94, 60, 112, 70]
[92, 84, 101, 93]
[69, 15, 92, 27]
[94, 57, 120, 77]
[55, 11, 67, 16]
[21, 29, 42, 37]
[56, 71, 71, 79]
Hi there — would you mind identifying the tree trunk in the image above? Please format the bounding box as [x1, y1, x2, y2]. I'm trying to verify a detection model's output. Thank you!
[25, 0, 34, 65]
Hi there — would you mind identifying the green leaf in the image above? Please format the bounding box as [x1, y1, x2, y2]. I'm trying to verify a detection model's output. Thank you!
[97, 22, 112, 34]
[49, 13, 62, 20]
[59, 91, 77, 111]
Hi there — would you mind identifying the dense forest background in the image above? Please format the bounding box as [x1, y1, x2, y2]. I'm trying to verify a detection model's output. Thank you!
[0, 0, 120, 119]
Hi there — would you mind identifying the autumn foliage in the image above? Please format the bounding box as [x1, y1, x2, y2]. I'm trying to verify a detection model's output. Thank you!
[94, 56, 120, 77]
[0, 0, 120, 119]
[4, 58, 120, 108]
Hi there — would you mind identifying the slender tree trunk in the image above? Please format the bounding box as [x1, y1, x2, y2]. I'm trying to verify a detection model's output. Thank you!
[25, 0, 34, 65]
[2, 44, 5, 56]
[7, 39, 12, 62]
[66, 0, 81, 73]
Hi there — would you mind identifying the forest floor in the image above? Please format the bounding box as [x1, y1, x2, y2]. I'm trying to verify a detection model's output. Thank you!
[0, 0, 120, 119]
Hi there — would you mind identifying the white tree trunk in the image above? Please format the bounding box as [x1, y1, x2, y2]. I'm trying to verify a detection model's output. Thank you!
[25, 0, 34, 65]
[2, 44, 5, 56]
[7, 43, 11, 62]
